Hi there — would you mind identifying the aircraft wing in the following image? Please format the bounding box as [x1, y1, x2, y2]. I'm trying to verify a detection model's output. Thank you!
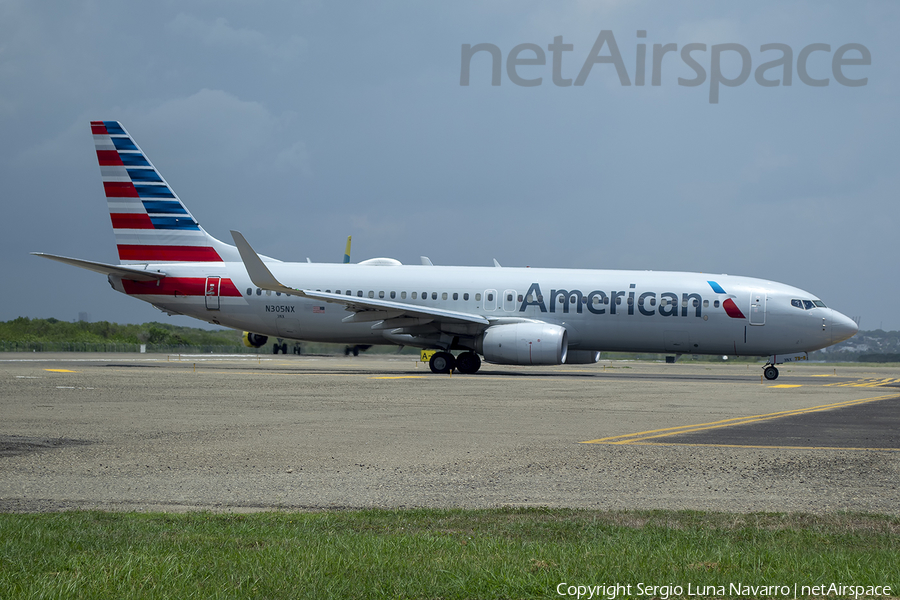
[32, 253, 166, 282]
[231, 231, 489, 327]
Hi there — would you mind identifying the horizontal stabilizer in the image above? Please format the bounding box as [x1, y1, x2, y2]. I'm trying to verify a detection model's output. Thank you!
[32, 253, 166, 281]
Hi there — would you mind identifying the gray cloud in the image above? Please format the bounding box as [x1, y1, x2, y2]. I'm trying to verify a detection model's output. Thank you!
[166, 14, 307, 62]
[1, 1, 896, 332]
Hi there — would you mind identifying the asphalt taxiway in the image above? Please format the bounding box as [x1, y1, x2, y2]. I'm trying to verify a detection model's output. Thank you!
[1, 353, 898, 513]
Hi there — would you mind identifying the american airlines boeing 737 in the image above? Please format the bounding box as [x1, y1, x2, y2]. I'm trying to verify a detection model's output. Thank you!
[35, 121, 858, 378]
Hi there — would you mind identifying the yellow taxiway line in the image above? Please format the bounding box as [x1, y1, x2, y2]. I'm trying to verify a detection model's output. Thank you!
[581, 393, 898, 444]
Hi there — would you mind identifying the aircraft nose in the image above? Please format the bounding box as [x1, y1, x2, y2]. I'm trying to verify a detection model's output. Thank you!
[831, 310, 858, 345]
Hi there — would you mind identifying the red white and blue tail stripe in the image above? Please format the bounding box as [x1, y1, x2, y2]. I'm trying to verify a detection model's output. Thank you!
[91, 121, 238, 264]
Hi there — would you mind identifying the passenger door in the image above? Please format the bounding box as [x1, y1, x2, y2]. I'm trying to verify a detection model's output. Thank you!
[204, 277, 220, 310]
[749, 291, 766, 325]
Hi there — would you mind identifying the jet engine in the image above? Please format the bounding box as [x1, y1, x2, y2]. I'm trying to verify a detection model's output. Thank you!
[476, 323, 567, 365]
[565, 350, 601, 364]
[242, 332, 269, 348]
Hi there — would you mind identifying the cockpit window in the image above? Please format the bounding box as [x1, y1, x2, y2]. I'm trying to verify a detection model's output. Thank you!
[793, 298, 827, 310]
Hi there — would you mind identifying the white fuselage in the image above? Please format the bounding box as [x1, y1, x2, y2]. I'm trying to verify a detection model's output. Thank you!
[110, 260, 857, 357]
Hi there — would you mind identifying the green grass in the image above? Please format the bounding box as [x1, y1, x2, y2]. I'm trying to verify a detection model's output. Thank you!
[1, 509, 898, 599]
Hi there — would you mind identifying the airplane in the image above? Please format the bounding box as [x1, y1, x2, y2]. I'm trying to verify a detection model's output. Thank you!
[34, 121, 858, 379]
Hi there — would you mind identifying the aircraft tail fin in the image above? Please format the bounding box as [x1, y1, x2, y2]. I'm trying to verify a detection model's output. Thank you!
[91, 121, 239, 264]
[343, 235, 352, 264]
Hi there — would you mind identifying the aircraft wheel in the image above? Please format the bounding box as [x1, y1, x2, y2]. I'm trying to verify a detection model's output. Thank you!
[273, 344, 280, 354]
[764, 366, 779, 380]
[455, 352, 481, 374]
[352, 346, 359, 357]
[429, 351, 456, 374]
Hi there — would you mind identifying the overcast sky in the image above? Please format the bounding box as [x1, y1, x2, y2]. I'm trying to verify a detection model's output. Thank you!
[2, 1, 897, 330]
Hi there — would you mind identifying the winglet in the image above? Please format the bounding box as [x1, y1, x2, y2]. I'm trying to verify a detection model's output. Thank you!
[230, 231, 299, 296]
[343, 235, 352, 264]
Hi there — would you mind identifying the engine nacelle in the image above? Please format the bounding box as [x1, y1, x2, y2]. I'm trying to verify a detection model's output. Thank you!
[477, 323, 568, 365]
[242, 332, 269, 348]
[565, 350, 601, 364]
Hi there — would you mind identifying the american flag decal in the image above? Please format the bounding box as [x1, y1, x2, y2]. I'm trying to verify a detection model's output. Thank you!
[312, 306, 325, 313]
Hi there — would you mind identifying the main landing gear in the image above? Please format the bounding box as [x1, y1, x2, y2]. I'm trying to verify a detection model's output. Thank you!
[429, 351, 481, 374]
[272, 341, 302, 354]
[763, 365, 779, 380]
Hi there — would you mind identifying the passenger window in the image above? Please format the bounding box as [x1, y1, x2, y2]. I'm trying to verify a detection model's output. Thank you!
[432, 292, 438, 300]
[627, 297, 634, 306]
[475, 293, 481, 301]
[422, 292, 427, 299]
[246, 288, 252, 296]
[660, 298, 667, 306]
[453, 293, 458, 300]
[507, 294, 513, 302]
[401, 291, 407, 299]
[518, 295, 524, 302]
[412, 292, 417, 299]
[714, 300, 719, 308]
[487, 293, 493, 302]
[276, 292, 281, 296]
[266, 290, 271, 296]
[442, 292, 448, 300]
[463, 293, 469, 301]
[256, 288, 261, 296]
[357, 291, 362, 297]
[390, 291, 396, 299]
[368, 291, 374, 298]
[791, 299, 802, 309]
[703, 300, 709, 308]
[379, 291, 384, 299]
